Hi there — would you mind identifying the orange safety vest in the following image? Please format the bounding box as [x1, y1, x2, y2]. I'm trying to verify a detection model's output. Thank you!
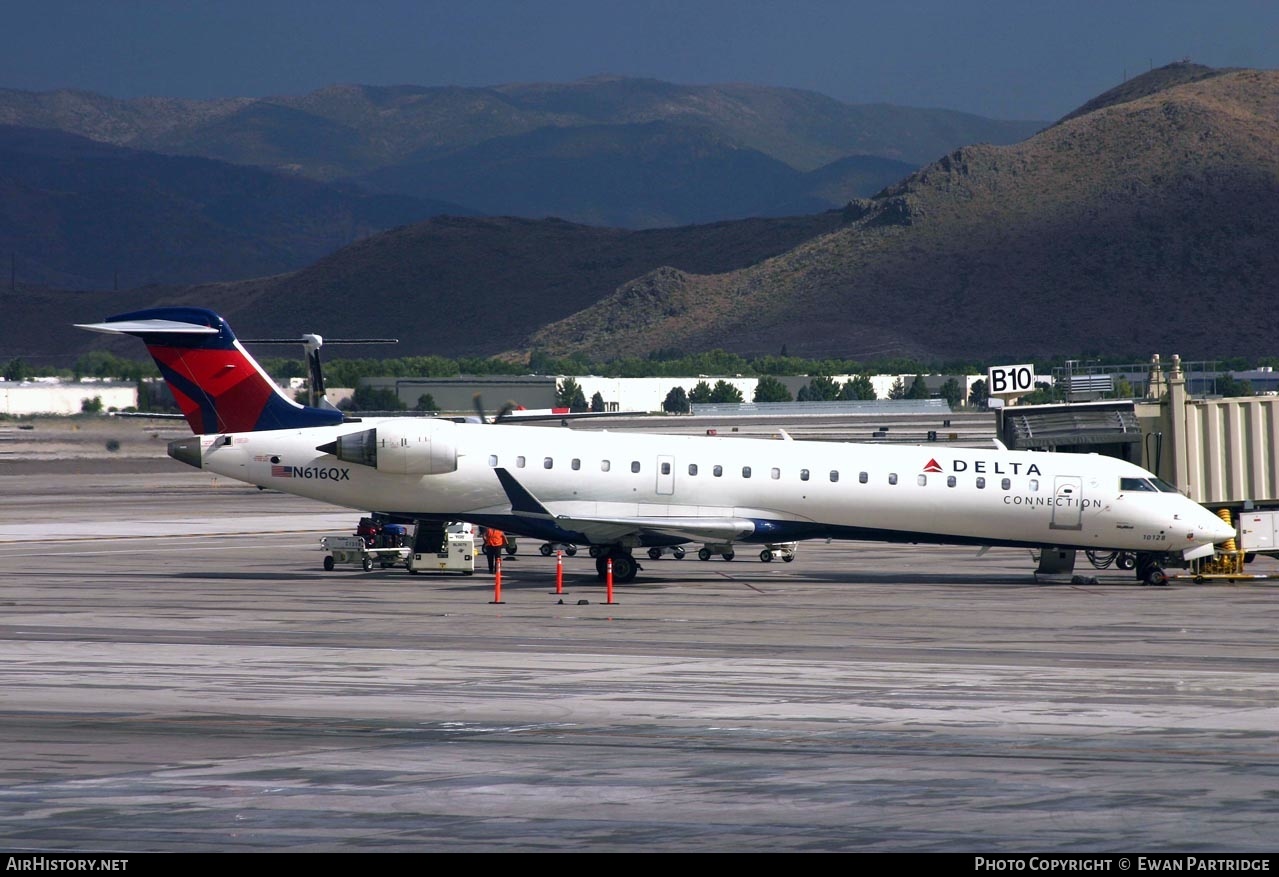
[483, 528, 506, 548]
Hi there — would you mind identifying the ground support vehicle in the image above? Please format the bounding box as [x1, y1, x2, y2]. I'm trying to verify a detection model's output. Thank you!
[757, 542, 798, 562]
[321, 535, 411, 571]
[408, 529, 475, 575]
[646, 546, 687, 560]
[540, 541, 579, 556]
[697, 543, 736, 561]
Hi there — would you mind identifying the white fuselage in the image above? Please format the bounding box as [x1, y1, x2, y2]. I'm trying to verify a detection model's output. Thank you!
[185, 417, 1231, 556]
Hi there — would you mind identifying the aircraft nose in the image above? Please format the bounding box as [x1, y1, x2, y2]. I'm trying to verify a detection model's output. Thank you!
[1206, 513, 1238, 544]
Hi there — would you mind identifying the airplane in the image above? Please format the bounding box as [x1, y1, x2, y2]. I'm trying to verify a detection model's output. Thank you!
[77, 306, 1237, 586]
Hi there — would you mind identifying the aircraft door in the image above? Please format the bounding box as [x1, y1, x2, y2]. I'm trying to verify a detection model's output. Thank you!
[656, 455, 675, 495]
[1049, 475, 1084, 531]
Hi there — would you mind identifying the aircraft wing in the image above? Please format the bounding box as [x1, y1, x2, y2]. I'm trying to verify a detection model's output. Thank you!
[493, 468, 755, 544]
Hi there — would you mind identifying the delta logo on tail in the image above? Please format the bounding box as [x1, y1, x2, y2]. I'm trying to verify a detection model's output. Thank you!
[923, 459, 944, 473]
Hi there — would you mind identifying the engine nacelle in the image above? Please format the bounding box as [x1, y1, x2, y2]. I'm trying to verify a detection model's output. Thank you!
[324, 424, 457, 475]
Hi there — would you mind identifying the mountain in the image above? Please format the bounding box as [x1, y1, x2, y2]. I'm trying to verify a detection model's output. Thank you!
[26, 64, 1277, 369]
[516, 64, 1279, 362]
[0, 78, 1043, 227]
[34, 212, 844, 366]
[0, 125, 470, 289]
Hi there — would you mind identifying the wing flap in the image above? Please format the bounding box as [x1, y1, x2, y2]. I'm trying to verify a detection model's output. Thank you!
[492, 467, 756, 544]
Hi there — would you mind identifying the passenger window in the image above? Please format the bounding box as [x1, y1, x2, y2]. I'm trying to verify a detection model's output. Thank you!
[859, 472, 868, 484]
[976, 477, 986, 489]
[488, 455, 498, 467]
[771, 468, 780, 480]
[1001, 478, 1011, 490]
[571, 458, 580, 471]
[713, 465, 723, 477]
[800, 469, 810, 481]
[742, 466, 751, 478]
[601, 460, 611, 472]
[631, 461, 641, 473]
[661, 462, 671, 475]
[917, 474, 927, 486]
[947, 476, 956, 488]
[516, 456, 526, 468]
[888, 473, 898, 485]
[688, 464, 698, 476]
[544, 457, 553, 469]
[1029, 478, 1038, 491]
[830, 470, 839, 482]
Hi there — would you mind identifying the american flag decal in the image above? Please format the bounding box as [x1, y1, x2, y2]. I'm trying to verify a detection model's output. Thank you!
[271, 465, 292, 477]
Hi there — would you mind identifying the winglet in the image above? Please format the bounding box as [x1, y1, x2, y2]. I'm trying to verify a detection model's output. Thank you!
[493, 468, 556, 521]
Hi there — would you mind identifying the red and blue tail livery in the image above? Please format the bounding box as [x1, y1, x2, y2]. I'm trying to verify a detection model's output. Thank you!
[77, 307, 345, 435]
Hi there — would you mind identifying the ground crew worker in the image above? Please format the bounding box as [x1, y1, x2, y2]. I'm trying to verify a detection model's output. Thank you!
[481, 526, 506, 574]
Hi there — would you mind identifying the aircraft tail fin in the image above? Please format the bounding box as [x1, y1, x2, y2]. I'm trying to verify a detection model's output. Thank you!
[76, 307, 345, 435]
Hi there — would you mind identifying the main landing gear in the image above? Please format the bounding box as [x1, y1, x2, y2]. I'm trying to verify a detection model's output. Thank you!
[594, 549, 640, 583]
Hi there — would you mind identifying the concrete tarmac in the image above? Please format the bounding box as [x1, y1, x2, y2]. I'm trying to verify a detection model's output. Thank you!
[1, 453, 1277, 853]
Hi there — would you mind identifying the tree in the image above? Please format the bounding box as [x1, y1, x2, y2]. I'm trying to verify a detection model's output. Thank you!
[687, 380, 713, 403]
[839, 375, 876, 400]
[80, 396, 104, 414]
[939, 377, 963, 409]
[415, 393, 440, 412]
[1215, 375, 1254, 397]
[907, 374, 929, 399]
[797, 375, 839, 401]
[753, 375, 792, 402]
[709, 380, 744, 403]
[590, 391, 605, 413]
[969, 378, 989, 409]
[663, 386, 690, 414]
[557, 377, 588, 411]
[3, 358, 29, 382]
[348, 385, 406, 411]
[888, 376, 906, 400]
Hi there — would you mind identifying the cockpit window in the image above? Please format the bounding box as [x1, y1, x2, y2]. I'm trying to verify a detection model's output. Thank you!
[1151, 478, 1181, 493]
[1120, 477, 1157, 492]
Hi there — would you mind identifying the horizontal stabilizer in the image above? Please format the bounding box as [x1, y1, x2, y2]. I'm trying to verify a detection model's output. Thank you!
[76, 318, 219, 336]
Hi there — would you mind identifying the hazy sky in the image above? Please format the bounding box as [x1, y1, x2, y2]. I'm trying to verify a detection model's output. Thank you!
[4, 1, 1277, 120]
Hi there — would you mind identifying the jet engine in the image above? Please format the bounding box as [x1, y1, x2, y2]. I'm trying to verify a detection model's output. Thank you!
[320, 424, 457, 474]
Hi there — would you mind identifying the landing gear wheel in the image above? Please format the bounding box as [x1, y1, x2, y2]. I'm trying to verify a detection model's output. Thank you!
[540, 544, 552, 556]
[1145, 567, 1168, 587]
[782, 553, 795, 562]
[596, 552, 638, 582]
[566, 546, 578, 556]
[610, 553, 638, 583]
[1116, 552, 1136, 570]
[323, 555, 335, 571]
[722, 551, 735, 561]
[362, 557, 374, 571]
[760, 549, 773, 562]
[648, 547, 662, 560]
[698, 548, 712, 561]
[672, 547, 685, 560]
